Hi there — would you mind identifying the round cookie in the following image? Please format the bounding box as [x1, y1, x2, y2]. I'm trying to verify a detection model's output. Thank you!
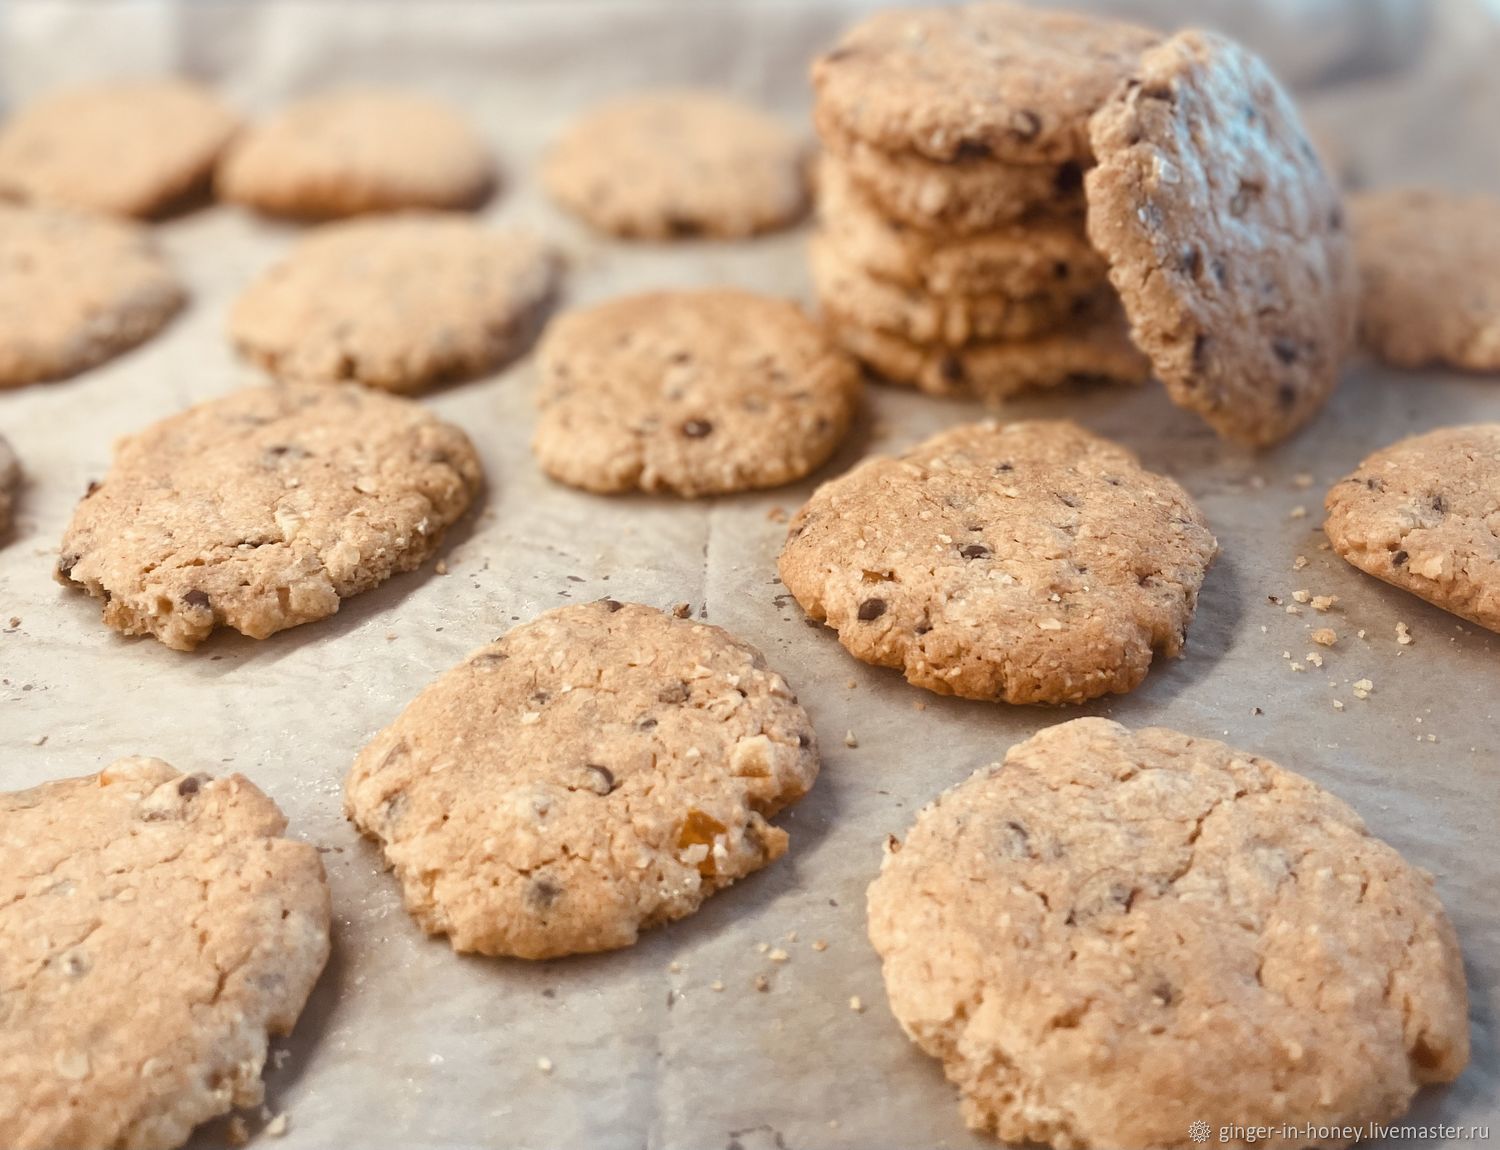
[0, 78, 239, 218]
[345, 599, 820, 959]
[818, 154, 1106, 300]
[868, 717, 1469, 1149]
[0, 433, 19, 538]
[1324, 424, 1500, 633]
[217, 89, 493, 219]
[0, 758, 331, 1150]
[543, 90, 808, 239]
[827, 302, 1149, 400]
[810, 229, 1084, 346]
[778, 421, 1217, 704]
[1350, 188, 1500, 371]
[534, 288, 860, 496]
[812, 3, 1158, 166]
[1086, 31, 1357, 447]
[0, 205, 184, 388]
[56, 382, 482, 651]
[230, 214, 559, 392]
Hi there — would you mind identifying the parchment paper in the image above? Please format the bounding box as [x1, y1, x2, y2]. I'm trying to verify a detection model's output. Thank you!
[1, 2, 1496, 1148]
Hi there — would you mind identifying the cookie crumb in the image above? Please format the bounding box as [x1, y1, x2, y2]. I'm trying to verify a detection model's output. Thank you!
[227, 1115, 250, 1147]
[1311, 628, 1337, 647]
[1306, 651, 1324, 668]
[1292, 589, 1311, 603]
[710, 979, 725, 992]
[849, 995, 866, 1013]
[1293, 472, 1314, 489]
[265, 1112, 289, 1138]
[1396, 622, 1414, 646]
[28, 734, 46, 746]
[1353, 678, 1374, 699]
[812, 939, 829, 952]
[753, 974, 770, 993]
[844, 730, 859, 748]
[537, 1056, 554, 1074]
[1332, 699, 1345, 711]
[1292, 555, 1308, 570]
[1289, 505, 1308, 519]
[1310, 595, 1337, 612]
[435, 559, 448, 575]
[667, 960, 682, 974]
[768, 948, 790, 964]
[672, 602, 691, 618]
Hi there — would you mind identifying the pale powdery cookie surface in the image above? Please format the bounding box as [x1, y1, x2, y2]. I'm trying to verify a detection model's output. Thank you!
[0, 205, 184, 388]
[0, 759, 331, 1150]
[231, 214, 559, 392]
[535, 289, 860, 496]
[779, 422, 1216, 704]
[812, 3, 1158, 166]
[868, 718, 1469, 1150]
[217, 89, 493, 219]
[345, 600, 820, 959]
[543, 90, 808, 239]
[1324, 424, 1500, 633]
[1087, 30, 1357, 446]
[1351, 188, 1500, 370]
[0, 78, 239, 217]
[57, 382, 482, 650]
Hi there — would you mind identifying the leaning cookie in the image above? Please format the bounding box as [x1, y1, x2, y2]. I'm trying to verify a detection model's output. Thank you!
[0, 205, 184, 388]
[56, 382, 482, 650]
[1086, 30, 1357, 446]
[543, 90, 808, 239]
[779, 421, 1216, 704]
[534, 289, 860, 496]
[230, 214, 559, 392]
[868, 718, 1469, 1150]
[345, 600, 819, 959]
[0, 759, 331, 1150]
[0, 433, 19, 538]
[1324, 424, 1500, 632]
[217, 89, 494, 219]
[0, 78, 238, 217]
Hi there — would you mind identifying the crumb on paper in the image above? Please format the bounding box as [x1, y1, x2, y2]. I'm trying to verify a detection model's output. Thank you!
[766, 505, 788, 524]
[29, 734, 46, 746]
[227, 1116, 250, 1147]
[756, 942, 770, 954]
[1311, 628, 1337, 647]
[844, 730, 859, 748]
[1292, 589, 1311, 604]
[272, 1049, 291, 1070]
[667, 961, 682, 974]
[768, 948, 790, 964]
[1353, 678, 1374, 700]
[1286, 605, 1302, 616]
[1397, 622, 1414, 646]
[785, 930, 798, 943]
[385, 631, 398, 641]
[434, 559, 448, 575]
[710, 980, 725, 992]
[537, 1055, 554, 1074]
[1332, 699, 1345, 711]
[265, 1113, 289, 1138]
[1293, 555, 1308, 571]
[849, 996, 866, 1014]
[846, 678, 858, 690]
[1310, 595, 1337, 612]
[812, 939, 829, 952]
[1289, 505, 1308, 519]
[1289, 661, 1304, 673]
[1306, 652, 1324, 668]
[753, 974, 770, 993]
[671, 602, 691, 619]
[912, 700, 926, 711]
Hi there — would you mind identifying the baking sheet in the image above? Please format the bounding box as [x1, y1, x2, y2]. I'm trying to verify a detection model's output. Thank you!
[0, 2, 1496, 1147]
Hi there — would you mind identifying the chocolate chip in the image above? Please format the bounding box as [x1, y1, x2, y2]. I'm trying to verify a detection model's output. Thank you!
[658, 681, 689, 704]
[1055, 162, 1083, 195]
[1141, 83, 1175, 103]
[1229, 179, 1262, 218]
[1272, 339, 1299, 365]
[960, 543, 990, 559]
[1210, 257, 1228, 286]
[177, 775, 201, 796]
[997, 819, 1032, 859]
[57, 554, 78, 579]
[1393, 549, 1409, 566]
[527, 878, 562, 909]
[857, 599, 887, 621]
[938, 355, 965, 385]
[637, 716, 659, 730]
[995, 462, 1014, 473]
[584, 764, 617, 795]
[954, 138, 992, 161]
[181, 589, 211, 610]
[1178, 245, 1202, 277]
[797, 732, 812, 748]
[1192, 333, 1210, 370]
[83, 480, 101, 499]
[600, 598, 623, 612]
[664, 214, 700, 238]
[1430, 494, 1447, 515]
[669, 351, 692, 365]
[1151, 979, 1176, 1005]
[1277, 383, 1298, 409]
[681, 418, 713, 438]
[1010, 109, 1041, 140]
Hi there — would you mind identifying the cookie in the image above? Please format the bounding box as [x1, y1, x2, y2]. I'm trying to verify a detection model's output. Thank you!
[0, 433, 19, 538]
[543, 90, 808, 239]
[1350, 188, 1500, 371]
[230, 213, 559, 392]
[818, 154, 1106, 300]
[56, 382, 482, 650]
[817, 124, 1084, 234]
[1324, 424, 1500, 632]
[1086, 31, 1357, 446]
[534, 289, 860, 496]
[812, 4, 1157, 166]
[810, 229, 1085, 346]
[0, 758, 331, 1150]
[827, 302, 1150, 400]
[0, 205, 184, 388]
[345, 600, 819, 959]
[868, 717, 1469, 1149]
[0, 78, 238, 217]
[217, 89, 494, 219]
[779, 421, 1216, 704]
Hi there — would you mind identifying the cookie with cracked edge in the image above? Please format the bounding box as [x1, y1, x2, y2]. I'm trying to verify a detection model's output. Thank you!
[778, 421, 1216, 704]
[1324, 424, 1500, 632]
[0, 433, 19, 537]
[217, 89, 494, 219]
[0, 758, 331, 1150]
[56, 382, 482, 650]
[543, 90, 808, 239]
[0, 78, 239, 218]
[812, 3, 1158, 166]
[534, 288, 860, 496]
[1086, 30, 1357, 446]
[0, 205, 185, 389]
[1350, 188, 1500, 371]
[230, 213, 559, 393]
[868, 717, 1469, 1149]
[344, 600, 820, 959]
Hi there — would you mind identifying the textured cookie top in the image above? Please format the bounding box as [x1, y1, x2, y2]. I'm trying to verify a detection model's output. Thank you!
[217, 89, 494, 219]
[868, 718, 1469, 1149]
[1086, 30, 1356, 446]
[230, 213, 559, 392]
[0, 78, 239, 217]
[1324, 424, 1500, 633]
[534, 289, 860, 496]
[812, 3, 1157, 165]
[345, 600, 820, 959]
[0, 759, 331, 1150]
[1351, 188, 1500, 370]
[57, 383, 482, 650]
[0, 205, 184, 388]
[543, 90, 808, 239]
[778, 421, 1216, 704]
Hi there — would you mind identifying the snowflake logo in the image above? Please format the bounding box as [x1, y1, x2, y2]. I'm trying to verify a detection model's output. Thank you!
[1188, 1120, 1211, 1143]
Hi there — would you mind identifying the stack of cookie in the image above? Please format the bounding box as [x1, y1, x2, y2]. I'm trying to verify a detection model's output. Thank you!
[807, 3, 1155, 400]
